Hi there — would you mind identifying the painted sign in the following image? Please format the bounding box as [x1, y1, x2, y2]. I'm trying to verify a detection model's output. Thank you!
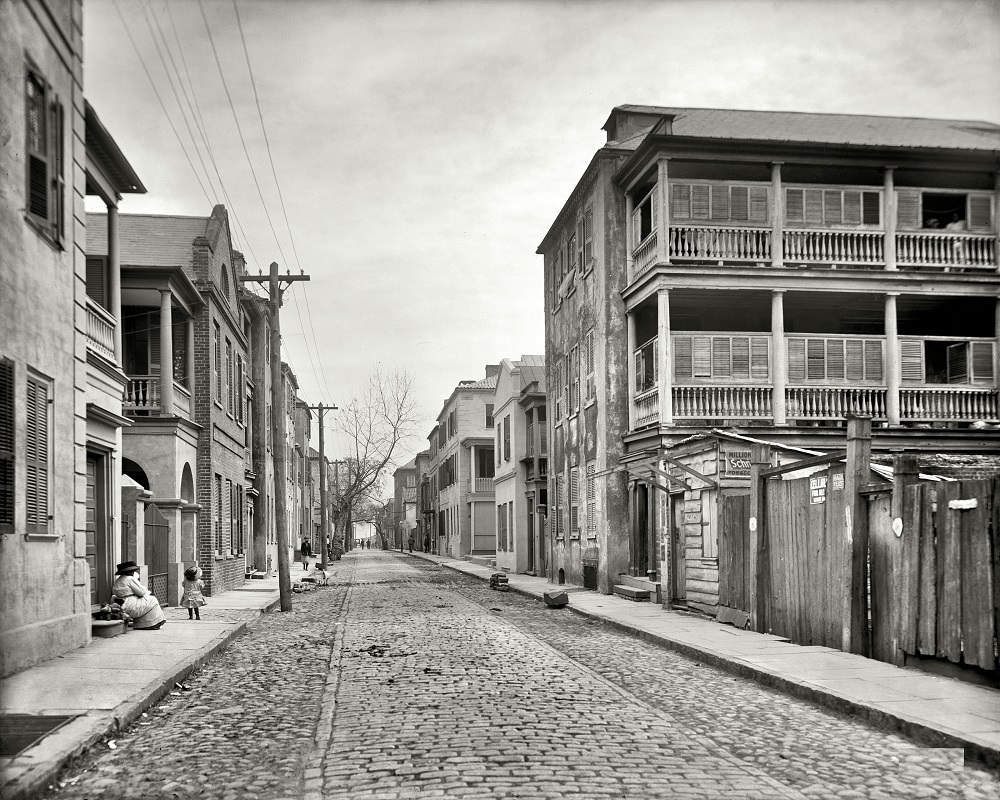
[810, 475, 828, 504]
[722, 448, 753, 477]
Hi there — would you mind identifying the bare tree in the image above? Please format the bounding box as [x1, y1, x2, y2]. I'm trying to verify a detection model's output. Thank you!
[330, 368, 416, 557]
[354, 495, 394, 550]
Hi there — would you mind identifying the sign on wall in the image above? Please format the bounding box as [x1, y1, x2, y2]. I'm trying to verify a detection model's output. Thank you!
[722, 449, 752, 478]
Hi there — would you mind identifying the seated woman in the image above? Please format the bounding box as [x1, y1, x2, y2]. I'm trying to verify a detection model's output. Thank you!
[111, 561, 166, 630]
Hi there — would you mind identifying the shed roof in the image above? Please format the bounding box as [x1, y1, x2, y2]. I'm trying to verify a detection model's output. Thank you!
[86, 212, 209, 267]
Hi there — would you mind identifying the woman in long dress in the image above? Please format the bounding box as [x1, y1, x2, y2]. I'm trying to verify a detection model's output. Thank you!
[111, 561, 166, 630]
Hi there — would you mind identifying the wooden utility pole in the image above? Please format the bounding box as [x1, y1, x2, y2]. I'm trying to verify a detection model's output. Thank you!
[306, 403, 337, 570]
[240, 262, 309, 612]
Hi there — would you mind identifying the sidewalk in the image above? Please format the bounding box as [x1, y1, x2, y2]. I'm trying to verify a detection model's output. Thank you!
[0, 568, 293, 800]
[410, 550, 1000, 770]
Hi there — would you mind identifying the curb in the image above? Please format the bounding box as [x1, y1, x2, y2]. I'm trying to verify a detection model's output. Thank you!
[430, 557, 999, 771]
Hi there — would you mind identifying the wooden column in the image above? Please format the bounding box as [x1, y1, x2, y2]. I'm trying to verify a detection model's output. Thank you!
[627, 311, 637, 429]
[185, 316, 195, 392]
[995, 170, 1000, 271]
[657, 289, 672, 426]
[884, 167, 896, 271]
[885, 293, 900, 425]
[770, 163, 783, 267]
[657, 158, 670, 265]
[843, 416, 872, 657]
[108, 204, 122, 361]
[771, 290, 787, 425]
[625, 193, 635, 282]
[158, 289, 174, 416]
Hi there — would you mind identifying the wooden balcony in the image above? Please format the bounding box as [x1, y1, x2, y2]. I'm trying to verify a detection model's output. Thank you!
[783, 229, 883, 267]
[85, 298, 117, 363]
[669, 225, 771, 264]
[468, 477, 494, 494]
[123, 375, 191, 417]
[899, 386, 998, 421]
[673, 385, 773, 419]
[896, 231, 996, 270]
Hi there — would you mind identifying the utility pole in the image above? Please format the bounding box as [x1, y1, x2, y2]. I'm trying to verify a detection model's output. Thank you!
[240, 262, 309, 612]
[305, 402, 337, 570]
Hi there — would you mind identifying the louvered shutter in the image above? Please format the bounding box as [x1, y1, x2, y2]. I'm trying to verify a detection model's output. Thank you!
[824, 191, 843, 224]
[634, 349, 643, 392]
[826, 340, 845, 380]
[862, 192, 881, 225]
[896, 189, 921, 230]
[632, 205, 643, 248]
[806, 339, 825, 379]
[569, 467, 579, 532]
[651, 187, 659, 229]
[968, 194, 993, 231]
[691, 185, 710, 219]
[864, 340, 883, 382]
[672, 184, 691, 220]
[843, 192, 862, 225]
[749, 187, 769, 222]
[674, 336, 693, 380]
[730, 187, 749, 221]
[693, 336, 711, 378]
[586, 462, 596, 535]
[712, 337, 732, 378]
[651, 340, 659, 385]
[25, 72, 49, 224]
[804, 190, 824, 224]
[25, 377, 49, 534]
[947, 343, 969, 384]
[900, 340, 924, 383]
[86, 257, 107, 308]
[787, 338, 806, 382]
[845, 340, 864, 382]
[785, 189, 804, 223]
[970, 342, 995, 384]
[750, 338, 770, 380]
[583, 207, 594, 264]
[711, 185, 729, 220]
[732, 337, 750, 379]
[0, 360, 13, 530]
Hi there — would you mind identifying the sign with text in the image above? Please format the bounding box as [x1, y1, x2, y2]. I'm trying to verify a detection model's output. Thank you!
[722, 448, 753, 478]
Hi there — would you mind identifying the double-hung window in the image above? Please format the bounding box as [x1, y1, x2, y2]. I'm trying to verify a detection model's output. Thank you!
[25, 63, 65, 245]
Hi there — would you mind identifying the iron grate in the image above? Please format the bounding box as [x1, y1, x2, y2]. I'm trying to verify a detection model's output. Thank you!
[0, 714, 79, 758]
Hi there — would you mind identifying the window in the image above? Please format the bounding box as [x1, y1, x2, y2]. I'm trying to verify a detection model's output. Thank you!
[554, 358, 564, 419]
[496, 423, 502, 466]
[86, 257, 108, 309]
[525, 409, 534, 457]
[225, 339, 234, 416]
[901, 339, 995, 385]
[673, 183, 768, 224]
[553, 473, 563, 538]
[437, 425, 446, 448]
[895, 189, 994, 232]
[503, 415, 510, 462]
[25, 64, 65, 245]
[485, 403, 494, 428]
[674, 335, 770, 381]
[566, 232, 577, 276]
[228, 479, 236, 553]
[787, 337, 883, 383]
[569, 466, 579, 537]
[585, 329, 596, 402]
[213, 323, 222, 404]
[582, 206, 594, 270]
[632, 187, 658, 249]
[586, 461, 596, 537]
[448, 410, 457, 439]
[1, 360, 14, 533]
[634, 338, 658, 394]
[785, 187, 880, 227]
[25, 372, 52, 536]
[570, 345, 580, 412]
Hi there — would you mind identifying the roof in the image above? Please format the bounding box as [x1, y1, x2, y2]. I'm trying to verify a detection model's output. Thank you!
[85, 102, 145, 194]
[606, 105, 1000, 152]
[395, 457, 417, 473]
[86, 212, 209, 267]
[458, 374, 498, 390]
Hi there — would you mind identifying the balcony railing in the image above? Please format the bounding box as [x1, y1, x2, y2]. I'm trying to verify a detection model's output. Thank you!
[783, 229, 884, 267]
[673, 385, 773, 419]
[786, 386, 888, 420]
[634, 386, 659, 428]
[468, 477, 494, 493]
[900, 387, 998, 421]
[669, 225, 771, 263]
[85, 298, 117, 362]
[896, 232, 996, 270]
[124, 375, 160, 412]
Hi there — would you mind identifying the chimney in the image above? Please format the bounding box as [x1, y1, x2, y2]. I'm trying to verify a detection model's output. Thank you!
[485, 364, 500, 380]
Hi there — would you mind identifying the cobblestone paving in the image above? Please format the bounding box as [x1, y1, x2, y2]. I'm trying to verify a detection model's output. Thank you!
[42, 551, 1000, 800]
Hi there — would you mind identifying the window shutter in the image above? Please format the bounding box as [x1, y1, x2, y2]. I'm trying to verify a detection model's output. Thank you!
[785, 189, 804, 223]
[804, 190, 823, 224]
[651, 340, 659, 385]
[947, 343, 969, 384]
[731, 337, 750, 379]
[862, 192, 881, 225]
[825, 339, 845, 379]
[86, 257, 107, 308]
[674, 336, 693, 380]
[749, 187, 769, 222]
[970, 341, 994, 384]
[750, 338, 770, 380]
[25, 72, 49, 223]
[569, 467, 579, 532]
[691, 185, 710, 219]
[864, 340, 883, 382]
[896, 189, 921, 230]
[968, 194, 993, 231]
[900, 340, 924, 383]
[710, 185, 729, 220]
[631, 205, 643, 248]
[651, 186, 659, 229]
[586, 462, 596, 535]
[845, 340, 864, 382]
[671, 184, 691, 220]
[730, 186, 749, 221]
[25, 377, 49, 534]
[693, 336, 711, 378]
[787, 338, 806, 382]
[583, 207, 594, 264]
[634, 349, 644, 392]
[843, 192, 862, 225]
[806, 339, 826, 380]
[712, 337, 731, 378]
[0, 359, 13, 530]
[824, 191, 843, 224]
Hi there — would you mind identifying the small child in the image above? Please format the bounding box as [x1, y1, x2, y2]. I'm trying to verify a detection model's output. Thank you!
[182, 566, 206, 620]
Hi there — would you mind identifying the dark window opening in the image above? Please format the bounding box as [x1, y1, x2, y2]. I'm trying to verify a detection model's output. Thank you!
[922, 193, 966, 230]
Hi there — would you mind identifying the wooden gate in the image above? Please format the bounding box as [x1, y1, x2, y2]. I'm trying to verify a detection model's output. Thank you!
[718, 493, 751, 616]
[144, 504, 169, 602]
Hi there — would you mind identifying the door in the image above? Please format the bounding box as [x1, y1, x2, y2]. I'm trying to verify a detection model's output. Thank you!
[144, 504, 170, 603]
[632, 483, 649, 576]
[85, 455, 111, 607]
[526, 501, 535, 573]
[670, 493, 686, 603]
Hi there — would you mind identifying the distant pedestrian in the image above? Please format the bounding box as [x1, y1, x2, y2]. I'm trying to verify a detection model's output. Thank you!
[407, 535, 414, 553]
[182, 566, 206, 621]
[300, 537, 312, 570]
[423, 534, 430, 552]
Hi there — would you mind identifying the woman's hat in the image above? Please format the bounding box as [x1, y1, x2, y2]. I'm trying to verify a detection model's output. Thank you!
[184, 566, 200, 580]
[115, 560, 140, 575]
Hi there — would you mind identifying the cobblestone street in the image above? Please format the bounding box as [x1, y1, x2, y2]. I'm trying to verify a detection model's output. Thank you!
[42, 552, 1000, 800]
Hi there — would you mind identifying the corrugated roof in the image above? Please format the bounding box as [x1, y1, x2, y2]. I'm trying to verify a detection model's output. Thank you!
[87, 212, 209, 267]
[608, 105, 1000, 152]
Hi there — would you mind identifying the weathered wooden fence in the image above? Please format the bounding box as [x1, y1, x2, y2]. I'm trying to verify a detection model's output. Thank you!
[718, 493, 751, 617]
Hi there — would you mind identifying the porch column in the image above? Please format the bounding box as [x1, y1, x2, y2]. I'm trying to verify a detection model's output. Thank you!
[771, 290, 787, 425]
[657, 157, 670, 265]
[770, 163, 783, 267]
[159, 289, 174, 416]
[994, 171, 1000, 271]
[185, 316, 195, 392]
[627, 311, 637, 429]
[885, 293, 900, 425]
[884, 167, 897, 271]
[657, 288, 672, 426]
[625, 193, 635, 282]
[108, 204, 122, 361]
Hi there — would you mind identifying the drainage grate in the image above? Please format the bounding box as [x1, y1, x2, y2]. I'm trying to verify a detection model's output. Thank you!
[0, 714, 78, 758]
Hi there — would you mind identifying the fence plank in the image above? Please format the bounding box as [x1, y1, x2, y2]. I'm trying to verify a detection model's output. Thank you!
[868, 492, 896, 664]
[917, 484, 937, 656]
[961, 480, 995, 669]
[994, 479, 1000, 671]
[898, 483, 921, 654]
[936, 482, 962, 663]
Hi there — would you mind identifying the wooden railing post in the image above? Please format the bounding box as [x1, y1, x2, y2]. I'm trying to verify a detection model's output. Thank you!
[747, 443, 771, 633]
[843, 415, 872, 656]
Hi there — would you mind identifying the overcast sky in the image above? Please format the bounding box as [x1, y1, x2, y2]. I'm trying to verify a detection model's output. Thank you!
[83, 0, 1000, 468]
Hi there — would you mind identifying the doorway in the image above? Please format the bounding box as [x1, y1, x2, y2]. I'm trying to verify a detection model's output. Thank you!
[85, 453, 112, 608]
[670, 493, 687, 605]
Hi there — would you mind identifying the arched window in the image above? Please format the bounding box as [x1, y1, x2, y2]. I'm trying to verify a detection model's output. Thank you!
[220, 264, 230, 300]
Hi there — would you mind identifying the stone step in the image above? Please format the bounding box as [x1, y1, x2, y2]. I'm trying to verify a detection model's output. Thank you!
[613, 585, 650, 602]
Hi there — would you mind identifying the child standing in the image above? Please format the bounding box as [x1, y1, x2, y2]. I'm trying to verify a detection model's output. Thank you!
[182, 566, 206, 620]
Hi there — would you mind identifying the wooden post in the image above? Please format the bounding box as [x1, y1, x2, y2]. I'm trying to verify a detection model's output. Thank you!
[747, 443, 770, 633]
[843, 416, 872, 656]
